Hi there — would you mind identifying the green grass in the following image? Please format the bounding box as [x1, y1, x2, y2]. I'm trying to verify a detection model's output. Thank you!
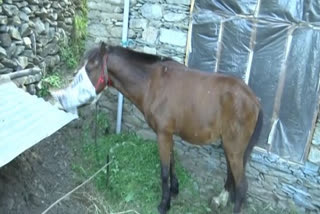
[71, 111, 299, 214]
[72, 112, 211, 214]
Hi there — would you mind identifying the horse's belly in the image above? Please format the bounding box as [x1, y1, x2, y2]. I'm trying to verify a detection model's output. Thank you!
[177, 128, 220, 145]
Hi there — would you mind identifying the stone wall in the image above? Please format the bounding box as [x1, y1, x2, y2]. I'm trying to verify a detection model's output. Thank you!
[86, 0, 190, 63]
[87, 0, 320, 213]
[0, 0, 78, 94]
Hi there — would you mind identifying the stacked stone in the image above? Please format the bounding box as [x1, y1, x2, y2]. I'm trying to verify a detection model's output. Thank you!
[87, 0, 190, 63]
[130, 0, 190, 63]
[309, 117, 320, 165]
[0, 0, 76, 94]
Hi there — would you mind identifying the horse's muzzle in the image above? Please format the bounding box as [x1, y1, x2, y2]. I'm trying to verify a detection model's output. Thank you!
[51, 66, 97, 115]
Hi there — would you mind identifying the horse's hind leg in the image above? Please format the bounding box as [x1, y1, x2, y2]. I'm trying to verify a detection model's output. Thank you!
[157, 132, 174, 214]
[223, 140, 248, 214]
[212, 156, 233, 208]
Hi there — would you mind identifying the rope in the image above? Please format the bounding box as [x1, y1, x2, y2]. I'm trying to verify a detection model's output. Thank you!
[41, 161, 112, 214]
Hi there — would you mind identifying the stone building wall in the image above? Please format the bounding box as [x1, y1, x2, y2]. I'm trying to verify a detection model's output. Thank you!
[87, 0, 320, 213]
[0, 0, 78, 93]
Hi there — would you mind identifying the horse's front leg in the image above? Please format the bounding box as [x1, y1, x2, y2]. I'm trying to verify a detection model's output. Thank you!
[157, 132, 173, 214]
[170, 151, 179, 197]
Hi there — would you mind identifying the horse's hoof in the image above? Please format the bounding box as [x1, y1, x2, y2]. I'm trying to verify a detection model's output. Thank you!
[170, 186, 179, 197]
[170, 183, 179, 197]
[157, 202, 170, 214]
[211, 189, 229, 208]
[211, 196, 221, 209]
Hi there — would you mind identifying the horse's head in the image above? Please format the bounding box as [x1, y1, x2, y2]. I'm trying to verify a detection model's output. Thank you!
[84, 41, 112, 94]
[51, 42, 111, 114]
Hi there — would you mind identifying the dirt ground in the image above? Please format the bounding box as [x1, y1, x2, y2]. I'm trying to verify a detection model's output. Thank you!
[0, 106, 100, 214]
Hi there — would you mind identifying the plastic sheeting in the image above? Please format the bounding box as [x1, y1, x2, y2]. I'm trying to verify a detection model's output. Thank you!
[187, 0, 320, 162]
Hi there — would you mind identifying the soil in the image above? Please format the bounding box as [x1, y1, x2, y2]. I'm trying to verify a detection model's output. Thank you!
[0, 107, 98, 214]
[0, 64, 102, 214]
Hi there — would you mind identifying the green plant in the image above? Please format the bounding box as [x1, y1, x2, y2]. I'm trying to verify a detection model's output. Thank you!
[60, 0, 88, 69]
[71, 110, 300, 214]
[37, 73, 62, 97]
[71, 111, 211, 214]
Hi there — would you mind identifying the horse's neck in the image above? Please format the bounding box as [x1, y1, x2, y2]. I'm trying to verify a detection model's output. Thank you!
[108, 56, 150, 112]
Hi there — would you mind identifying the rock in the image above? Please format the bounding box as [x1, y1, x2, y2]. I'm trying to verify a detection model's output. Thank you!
[35, 7, 48, 18]
[7, 43, 17, 58]
[9, 27, 22, 40]
[308, 146, 320, 164]
[12, 16, 22, 27]
[22, 50, 33, 57]
[166, 0, 191, 5]
[20, 23, 31, 37]
[143, 46, 157, 55]
[17, 56, 29, 69]
[164, 12, 186, 22]
[44, 55, 60, 68]
[1, 58, 18, 68]
[22, 7, 32, 15]
[26, 84, 37, 95]
[19, 11, 29, 22]
[142, 27, 158, 44]
[160, 28, 187, 47]
[130, 18, 148, 29]
[0, 68, 14, 74]
[137, 129, 157, 141]
[35, 18, 46, 35]
[0, 33, 12, 47]
[41, 43, 59, 57]
[52, 2, 61, 9]
[49, 13, 58, 21]
[65, 18, 73, 25]
[0, 16, 8, 25]
[0, 46, 7, 57]
[15, 45, 25, 56]
[27, 0, 40, 4]
[38, 35, 50, 46]
[30, 33, 36, 53]
[15, 1, 28, 8]
[3, 4, 19, 16]
[303, 161, 319, 174]
[0, 26, 9, 33]
[141, 3, 162, 20]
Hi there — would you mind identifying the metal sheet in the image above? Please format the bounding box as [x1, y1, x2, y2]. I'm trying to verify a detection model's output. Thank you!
[0, 80, 77, 167]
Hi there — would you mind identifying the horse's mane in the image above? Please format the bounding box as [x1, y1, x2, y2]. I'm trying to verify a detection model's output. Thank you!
[108, 46, 173, 64]
[82, 44, 173, 64]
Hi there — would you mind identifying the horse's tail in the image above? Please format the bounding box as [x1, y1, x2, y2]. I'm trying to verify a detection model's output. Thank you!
[244, 108, 263, 166]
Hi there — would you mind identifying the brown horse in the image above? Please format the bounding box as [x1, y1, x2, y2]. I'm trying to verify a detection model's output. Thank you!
[57, 42, 263, 214]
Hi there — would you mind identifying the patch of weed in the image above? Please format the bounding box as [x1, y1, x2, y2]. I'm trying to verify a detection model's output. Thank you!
[37, 73, 63, 97]
[72, 111, 211, 214]
[60, 0, 88, 69]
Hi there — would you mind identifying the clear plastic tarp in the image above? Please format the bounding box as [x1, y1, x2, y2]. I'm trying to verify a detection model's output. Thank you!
[187, 0, 320, 162]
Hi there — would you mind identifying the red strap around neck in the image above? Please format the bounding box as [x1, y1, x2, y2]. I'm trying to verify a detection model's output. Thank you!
[95, 56, 112, 91]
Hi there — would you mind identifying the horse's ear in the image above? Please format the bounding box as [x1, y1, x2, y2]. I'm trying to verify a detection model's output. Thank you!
[100, 42, 106, 55]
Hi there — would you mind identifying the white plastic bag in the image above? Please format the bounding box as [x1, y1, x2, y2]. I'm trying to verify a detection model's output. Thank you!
[51, 65, 97, 115]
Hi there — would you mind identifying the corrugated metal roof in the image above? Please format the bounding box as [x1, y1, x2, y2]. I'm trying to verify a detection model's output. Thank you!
[0, 79, 77, 167]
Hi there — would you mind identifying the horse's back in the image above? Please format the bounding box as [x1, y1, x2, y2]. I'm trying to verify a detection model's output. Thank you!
[145, 62, 261, 144]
